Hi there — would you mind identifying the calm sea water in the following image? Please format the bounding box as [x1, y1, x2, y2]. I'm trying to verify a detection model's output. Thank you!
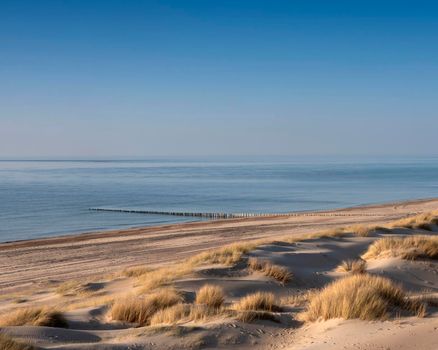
[1, 156, 437, 242]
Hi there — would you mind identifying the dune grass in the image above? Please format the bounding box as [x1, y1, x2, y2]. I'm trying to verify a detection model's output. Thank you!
[188, 242, 261, 266]
[195, 284, 225, 308]
[0, 334, 34, 350]
[0, 307, 68, 328]
[137, 241, 265, 292]
[188, 304, 227, 322]
[336, 259, 367, 274]
[149, 303, 227, 325]
[280, 290, 317, 307]
[236, 310, 278, 323]
[389, 211, 438, 229]
[344, 225, 391, 237]
[233, 292, 280, 312]
[362, 235, 438, 260]
[138, 264, 194, 292]
[135, 216, 428, 294]
[151, 290, 282, 326]
[149, 303, 190, 325]
[233, 292, 280, 323]
[280, 224, 391, 244]
[123, 266, 152, 278]
[55, 279, 103, 297]
[111, 288, 182, 326]
[247, 258, 292, 284]
[299, 274, 425, 322]
[150, 285, 226, 326]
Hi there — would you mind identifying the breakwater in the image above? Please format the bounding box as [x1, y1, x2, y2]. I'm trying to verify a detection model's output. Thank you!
[88, 208, 383, 218]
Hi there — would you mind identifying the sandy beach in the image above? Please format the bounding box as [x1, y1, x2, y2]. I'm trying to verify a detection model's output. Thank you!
[1, 198, 438, 349]
[2, 198, 437, 294]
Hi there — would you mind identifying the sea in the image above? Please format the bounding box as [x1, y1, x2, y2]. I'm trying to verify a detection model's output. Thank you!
[1, 156, 437, 242]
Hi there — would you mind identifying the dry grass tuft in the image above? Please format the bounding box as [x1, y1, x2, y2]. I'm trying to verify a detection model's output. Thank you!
[248, 258, 292, 284]
[56, 280, 83, 296]
[336, 259, 367, 274]
[138, 242, 264, 292]
[111, 288, 182, 326]
[195, 284, 225, 308]
[280, 290, 317, 307]
[150, 303, 227, 325]
[236, 310, 278, 323]
[315, 228, 346, 238]
[0, 307, 68, 328]
[345, 225, 392, 237]
[123, 266, 152, 278]
[55, 280, 103, 296]
[188, 304, 227, 322]
[138, 264, 193, 292]
[188, 242, 259, 266]
[233, 292, 280, 312]
[0, 334, 34, 350]
[149, 303, 190, 325]
[299, 274, 425, 322]
[362, 236, 438, 260]
[389, 211, 438, 229]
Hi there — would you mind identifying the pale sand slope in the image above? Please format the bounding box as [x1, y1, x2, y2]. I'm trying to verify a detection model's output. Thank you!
[1, 202, 438, 350]
[1, 198, 438, 294]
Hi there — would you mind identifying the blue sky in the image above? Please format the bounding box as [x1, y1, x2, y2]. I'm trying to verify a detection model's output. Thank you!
[1, 0, 438, 157]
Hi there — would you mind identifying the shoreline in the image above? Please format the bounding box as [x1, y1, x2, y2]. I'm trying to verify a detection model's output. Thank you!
[2, 197, 437, 247]
[1, 197, 438, 294]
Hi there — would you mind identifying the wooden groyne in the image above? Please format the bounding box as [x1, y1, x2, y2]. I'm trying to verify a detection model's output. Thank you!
[89, 208, 267, 218]
[88, 208, 383, 218]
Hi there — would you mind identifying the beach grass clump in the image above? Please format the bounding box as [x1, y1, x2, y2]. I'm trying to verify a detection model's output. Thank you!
[149, 303, 190, 325]
[345, 225, 392, 237]
[0, 307, 68, 328]
[138, 241, 265, 293]
[195, 284, 225, 308]
[56, 280, 83, 296]
[138, 264, 193, 292]
[362, 236, 438, 260]
[188, 304, 227, 322]
[236, 310, 278, 323]
[150, 303, 227, 325]
[336, 259, 367, 274]
[0, 334, 34, 350]
[233, 292, 280, 312]
[299, 274, 425, 322]
[188, 242, 260, 266]
[313, 228, 346, 239]
[123, 266, 152, 278]
[55, 279, 103, 296]
[247, 258, 292, 284]
[111, 288, 182, 326]
[233, 292, 280, 323]
[280, 290, 317, 307]
[389, 211, 438, 229]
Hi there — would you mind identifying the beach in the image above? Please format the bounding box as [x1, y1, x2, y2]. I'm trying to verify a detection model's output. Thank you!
[2, 198, 437, 294]
[1, 198, 438, 349]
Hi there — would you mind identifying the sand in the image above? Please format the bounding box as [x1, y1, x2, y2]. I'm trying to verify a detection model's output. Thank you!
[1, 198, 438, 349]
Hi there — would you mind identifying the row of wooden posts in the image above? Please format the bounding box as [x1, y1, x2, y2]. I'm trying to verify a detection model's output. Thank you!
[89, 208, 381, 218]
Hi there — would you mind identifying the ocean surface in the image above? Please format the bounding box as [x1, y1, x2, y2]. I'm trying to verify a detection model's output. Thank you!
[1, 156, 438, 242]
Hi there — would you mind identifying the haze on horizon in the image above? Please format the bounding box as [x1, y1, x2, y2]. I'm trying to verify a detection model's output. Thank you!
[1, 0, 438, 158]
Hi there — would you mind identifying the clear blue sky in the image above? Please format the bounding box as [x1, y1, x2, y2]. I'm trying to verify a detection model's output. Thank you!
[1, 0, 437, 157]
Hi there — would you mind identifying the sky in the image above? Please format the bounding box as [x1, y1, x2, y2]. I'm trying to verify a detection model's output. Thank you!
[1, 0, 438, 158]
